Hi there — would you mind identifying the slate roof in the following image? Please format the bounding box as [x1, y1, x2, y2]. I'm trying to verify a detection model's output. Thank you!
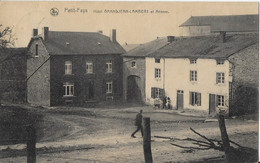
[180, 15, 258, 32]
[122, 37, 169, 57]
[31, 31, 125, 55]
[121, 43, 140, 52]
[149, 33, 258, 59]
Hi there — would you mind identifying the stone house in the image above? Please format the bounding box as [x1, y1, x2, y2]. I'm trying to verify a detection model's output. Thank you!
[27, 27, 125, 106]
[146, 33, 258, 116]
[179, 15, 258, 36]
[122, 37, 171, 103]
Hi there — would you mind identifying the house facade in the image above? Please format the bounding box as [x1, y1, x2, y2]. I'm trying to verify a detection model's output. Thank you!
[27, 27, 125, 106]
[145, 33, 258, 116]
[122, 37, 171, 103]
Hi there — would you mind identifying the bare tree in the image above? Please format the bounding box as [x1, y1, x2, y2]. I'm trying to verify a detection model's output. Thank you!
[0, 24, 15, 49]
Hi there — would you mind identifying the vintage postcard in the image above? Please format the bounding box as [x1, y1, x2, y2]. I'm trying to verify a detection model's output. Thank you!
[0, 1, 258, 162]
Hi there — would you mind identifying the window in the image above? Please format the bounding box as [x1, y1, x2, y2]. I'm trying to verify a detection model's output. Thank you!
[151, 87, 164, 98]
[217, 59, 225, 65]
[65, 61, 72, 75]
[86, 62, 93, 73]
[155, 68, 161, 79]
[131, 61, 136, 68]
[190, 59, 197, 64]
[217, 95, 224, 107]
[190, 71, 197, 81]
[155, 58, 160, 63]
[35, 44, 38, 56]
[216, 73, 225, 84]
[106, 81, 113, 93]
[106, 61, 112, 73]
[190, 92, 201, 106]
[64, 83, 74, 96]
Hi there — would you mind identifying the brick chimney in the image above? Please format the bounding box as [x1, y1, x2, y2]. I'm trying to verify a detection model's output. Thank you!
[110, 29, 116, 43]
[43, 27, 49, 40]
[167, 36, 175, 43]
[33, 29, 38, 37]
[220, 31, 226, 43]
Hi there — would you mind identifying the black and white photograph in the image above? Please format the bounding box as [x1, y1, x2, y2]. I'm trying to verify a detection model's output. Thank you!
[0, 1, 258, 162]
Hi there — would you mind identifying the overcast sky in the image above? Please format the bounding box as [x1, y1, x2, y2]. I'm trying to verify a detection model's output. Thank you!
[0, 2, 258, 47]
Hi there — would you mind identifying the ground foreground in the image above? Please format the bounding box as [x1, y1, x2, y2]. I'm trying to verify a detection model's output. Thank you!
[0, 103, 258, 162]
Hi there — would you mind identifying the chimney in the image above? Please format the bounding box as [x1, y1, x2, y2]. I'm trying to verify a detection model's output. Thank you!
[33, 29, 38, 37]
[220, 31, 226, 43]
[98, 30, 103, 34]
[43, 27, 49, 40]
[167, 36, 175, 43]
[110, 29, 116, 43]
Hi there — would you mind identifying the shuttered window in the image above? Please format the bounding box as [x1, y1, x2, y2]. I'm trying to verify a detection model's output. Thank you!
[151, 87, 164, 99]
[190, 92, 201, 106]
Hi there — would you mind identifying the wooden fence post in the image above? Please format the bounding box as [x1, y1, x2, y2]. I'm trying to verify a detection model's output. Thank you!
[142, 117, 153, 163]
[27, 125, 36, 163]
[218, 114, 230, 162]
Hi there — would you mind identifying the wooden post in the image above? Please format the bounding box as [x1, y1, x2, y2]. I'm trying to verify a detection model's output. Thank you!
[27, 125, 36, 163]
[142, 117, 153, 163]
[218, 114, 230, 162]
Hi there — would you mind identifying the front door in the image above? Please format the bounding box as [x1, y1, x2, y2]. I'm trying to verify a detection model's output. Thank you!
[177, 90, 184, 109]
[209, 94, 216, 116]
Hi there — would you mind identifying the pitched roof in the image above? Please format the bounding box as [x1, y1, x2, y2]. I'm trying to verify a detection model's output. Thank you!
[33, 31, 125, 55]
[179, 15, 258, 32]
[122, 37, 169, 57]
[149, 33, 258, 59]
[121, 43, 140, 52]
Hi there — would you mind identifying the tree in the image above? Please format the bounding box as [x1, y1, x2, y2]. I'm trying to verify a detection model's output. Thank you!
[0, 24, 15, 49]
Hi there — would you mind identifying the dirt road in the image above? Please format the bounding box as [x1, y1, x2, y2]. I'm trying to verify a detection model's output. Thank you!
[0, 105, 258, 162]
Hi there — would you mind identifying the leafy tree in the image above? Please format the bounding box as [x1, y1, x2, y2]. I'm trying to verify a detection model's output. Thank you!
[0, 24, 15, 49]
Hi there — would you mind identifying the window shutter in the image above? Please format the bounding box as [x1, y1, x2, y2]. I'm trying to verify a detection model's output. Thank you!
[197, 93, 201, 106]
[151, 87, 155, 98]
[216, 73, 218, 84]
[189, 92, 192, 105]
[154, 69, 156, 78]
[190, 71, 192, 81]
[216, 95, 218, 107]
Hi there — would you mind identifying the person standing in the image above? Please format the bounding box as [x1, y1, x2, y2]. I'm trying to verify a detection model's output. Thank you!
[131, 110, 143, 138]
[163, 96, 167, 109]
[167, 97, 171, 109]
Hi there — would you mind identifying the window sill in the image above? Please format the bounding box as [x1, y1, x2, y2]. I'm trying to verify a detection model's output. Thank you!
[62, 95, 76, 98]
[216, 83, 225, 86]
[34, 56, 39, 58]
[155, 78, 161, 81]
[190, 81, 198, 84]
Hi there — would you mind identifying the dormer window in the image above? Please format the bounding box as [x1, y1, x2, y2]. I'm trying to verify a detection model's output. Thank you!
[217, 59, 225, 65]
[190, 59, 197, 64]
[155, 58, 160, 63]
[131, 61, 136, 68]
[35, 44, 38, 57]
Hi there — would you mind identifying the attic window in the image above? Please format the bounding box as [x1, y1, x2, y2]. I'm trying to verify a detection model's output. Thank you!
[35, 44, 39, 57]
[97, 42, 101, 45]
[66, 42, 70, 46]
[190, 59, 197, 64]
[217, 59, 225, 65]
[155, 58, 160, 63]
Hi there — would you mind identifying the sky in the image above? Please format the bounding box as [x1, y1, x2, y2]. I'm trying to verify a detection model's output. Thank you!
[0, 2, 258, 47]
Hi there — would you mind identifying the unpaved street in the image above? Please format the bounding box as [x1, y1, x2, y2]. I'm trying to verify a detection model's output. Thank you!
[0, 105, 258, 162]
